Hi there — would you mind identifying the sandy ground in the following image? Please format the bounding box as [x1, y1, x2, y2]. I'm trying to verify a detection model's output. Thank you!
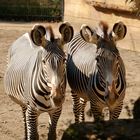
[0, 22, 140, 140]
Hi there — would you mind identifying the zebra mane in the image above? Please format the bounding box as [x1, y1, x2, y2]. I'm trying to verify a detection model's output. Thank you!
[99, 21, 109, 39]
[46, 26, 55, 42]
[98, 21, 120, 55]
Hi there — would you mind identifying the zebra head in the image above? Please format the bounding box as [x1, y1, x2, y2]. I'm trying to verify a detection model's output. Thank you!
[30, 22, 74, 107]
[80, 21, 127, 106]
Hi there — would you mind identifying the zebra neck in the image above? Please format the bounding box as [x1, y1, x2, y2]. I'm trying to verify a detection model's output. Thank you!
[115, 68, 126, 96]
[89, 68, 106, 101]
[32, 57, 50, 96]
[68, 34, 87, 55]
[94, 69, 105, 91]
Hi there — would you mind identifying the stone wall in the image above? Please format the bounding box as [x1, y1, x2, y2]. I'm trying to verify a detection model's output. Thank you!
[64, 0, 140, 52]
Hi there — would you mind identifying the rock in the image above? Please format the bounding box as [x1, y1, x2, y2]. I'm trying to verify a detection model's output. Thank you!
[62, 119, 140, 140]
[133, 97, 140, 119]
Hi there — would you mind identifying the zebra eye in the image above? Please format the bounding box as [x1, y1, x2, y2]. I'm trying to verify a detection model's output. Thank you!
[96, 56, 99, 62]
[63, 58, 66, 63]
[42, 59, 45, 64]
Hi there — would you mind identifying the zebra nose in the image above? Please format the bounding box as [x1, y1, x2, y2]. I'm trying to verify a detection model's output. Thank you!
[51, 85, 61, 96]
[54, 88, 61, 94]
[108, 85, 112, 94]
[47, 83, 52, 91]
[105, 80, 115, 95]
[50, 85, 64, 107]
[104, 84, 112, 101]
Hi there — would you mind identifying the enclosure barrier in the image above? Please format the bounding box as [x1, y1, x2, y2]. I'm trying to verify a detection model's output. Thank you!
[0, 0, 64, 21]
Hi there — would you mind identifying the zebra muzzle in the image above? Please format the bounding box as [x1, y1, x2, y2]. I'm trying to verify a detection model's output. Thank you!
[50, 86, 64, 106]
[105, 81, 119, 105]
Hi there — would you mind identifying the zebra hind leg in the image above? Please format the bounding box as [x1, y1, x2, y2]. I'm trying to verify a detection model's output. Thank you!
[26, 105, 39, 140]
[21, 105, 27, 140]
[80, 98, 87, 122]
[71, 91, 81, 123]
[48, 107, 62, 140]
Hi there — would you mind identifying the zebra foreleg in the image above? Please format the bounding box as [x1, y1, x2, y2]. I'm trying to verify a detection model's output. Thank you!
[71, 91, 81, 123]
[80, 98, 87, 122]
[90, 101, 104, 122]
[110, 102, 123, 120]
[48, 107, 62, 140]
[26, 105, 39, 140]
[21, 105, 27, 140]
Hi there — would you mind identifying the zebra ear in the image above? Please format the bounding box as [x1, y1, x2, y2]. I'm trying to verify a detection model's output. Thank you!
[59, 22, 74, 43]
[30, 24, 46, 46]
[111, 21, 127, 41]
[80, 24, 98, 44]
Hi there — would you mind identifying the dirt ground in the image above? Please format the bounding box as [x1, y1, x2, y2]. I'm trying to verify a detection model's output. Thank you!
[0, 21, 140, 140]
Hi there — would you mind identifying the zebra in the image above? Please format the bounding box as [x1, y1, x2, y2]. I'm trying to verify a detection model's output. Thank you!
[66, 21, 127, 122]
[4, 22, 74, 140]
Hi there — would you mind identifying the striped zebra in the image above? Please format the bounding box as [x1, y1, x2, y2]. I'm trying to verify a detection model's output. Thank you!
[4, 22, 74, 140]
[66, 21, 127, 122]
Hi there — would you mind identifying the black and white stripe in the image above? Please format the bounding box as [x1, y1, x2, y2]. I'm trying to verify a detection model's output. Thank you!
[4, 23, 74, 140]
[67, 21, 127, 122]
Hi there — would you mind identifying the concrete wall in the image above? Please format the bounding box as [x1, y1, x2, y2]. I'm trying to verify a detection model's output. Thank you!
[64, 0, 140, 52]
